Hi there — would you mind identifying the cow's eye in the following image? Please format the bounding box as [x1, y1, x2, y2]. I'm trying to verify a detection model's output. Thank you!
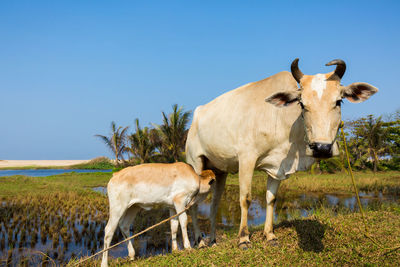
[336, 99, 343, 107]
[299, 101, 305, 109]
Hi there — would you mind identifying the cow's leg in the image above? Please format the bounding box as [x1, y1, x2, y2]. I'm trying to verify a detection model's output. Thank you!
[209, 172, 227, 246]
[189, 204, 203, 246]
[263, 175, 281, 242]
[238, 157, 256, 249]
[101, 205, 127, 267]
[187, 155, 204, 246]
[118, 205, 139, 260]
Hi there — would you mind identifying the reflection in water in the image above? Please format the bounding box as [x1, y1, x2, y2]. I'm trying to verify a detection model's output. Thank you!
[1, 185, 398, 265]
[196, 188, 399, 227]
[91, 185, 400, 261]
[93, 186, 107, 195]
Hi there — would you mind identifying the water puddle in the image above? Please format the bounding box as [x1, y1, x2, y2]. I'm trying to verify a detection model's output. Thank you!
[93, 186, 400, 226]
[93, 186, 107, 195]
[0, 185, 398, 265]
[90, 185, 400, 258]
[197, 190, 399, 227]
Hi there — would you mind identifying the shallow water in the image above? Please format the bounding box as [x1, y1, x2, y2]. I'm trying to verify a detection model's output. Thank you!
[199, 190, 400, 227]
[0, 169, 111, 177]
[1, 183, 399, 266]
[94, 186, 400, 226]
[92, 185, 400, 259]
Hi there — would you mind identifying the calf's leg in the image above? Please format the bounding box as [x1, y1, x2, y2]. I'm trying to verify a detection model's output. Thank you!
[101, 205, 127, 267]
[118, 205, 139, 259]
[173, 196, 191, 249]
[169, 208, 179, 251]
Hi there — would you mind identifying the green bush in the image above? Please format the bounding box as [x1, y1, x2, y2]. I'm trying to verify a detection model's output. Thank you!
[70, 157, 114, 170]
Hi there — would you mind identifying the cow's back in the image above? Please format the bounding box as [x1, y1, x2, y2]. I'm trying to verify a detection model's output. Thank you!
[186, 71, 313, 178]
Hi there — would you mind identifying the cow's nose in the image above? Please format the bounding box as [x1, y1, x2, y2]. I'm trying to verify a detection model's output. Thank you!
[310, 143, 332, 158]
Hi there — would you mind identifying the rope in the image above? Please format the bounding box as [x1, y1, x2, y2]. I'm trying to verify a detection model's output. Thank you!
[340, 121, 400, 254]
[73, 193, 198, 266]
[74, 123, 400, 266]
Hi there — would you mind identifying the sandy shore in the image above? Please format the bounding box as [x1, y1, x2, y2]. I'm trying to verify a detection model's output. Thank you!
[0, 160, 90, 168]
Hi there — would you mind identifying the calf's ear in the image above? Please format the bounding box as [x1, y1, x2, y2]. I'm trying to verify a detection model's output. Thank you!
[200, 170, 215, 179]
[265, 90, 300, 107]
[342, 82, 378, 103]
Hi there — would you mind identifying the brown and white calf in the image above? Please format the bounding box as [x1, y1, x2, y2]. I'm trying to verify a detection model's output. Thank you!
[101, 162, 215, 267]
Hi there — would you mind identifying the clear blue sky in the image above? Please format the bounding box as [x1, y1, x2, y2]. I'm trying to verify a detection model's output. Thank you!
[1, 1, 399, 159]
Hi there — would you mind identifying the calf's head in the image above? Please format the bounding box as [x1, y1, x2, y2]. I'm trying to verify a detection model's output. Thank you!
[266, 58, 378, 158]
[198, 170, 216, 194]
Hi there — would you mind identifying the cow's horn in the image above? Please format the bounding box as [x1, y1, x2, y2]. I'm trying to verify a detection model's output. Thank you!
[291, 58, 304, 84]
[325, 59, 346, 79]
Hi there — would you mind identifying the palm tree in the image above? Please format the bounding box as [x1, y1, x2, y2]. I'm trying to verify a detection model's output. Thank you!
[363, 115, 387, 172]
[349, 115, 388, 172]
[385, 110, 400, 158]
[155, 104, 191, 162]
[95, 121, 129, 165]
[126, 119, 156, 164]
[148, 127, 169, 162]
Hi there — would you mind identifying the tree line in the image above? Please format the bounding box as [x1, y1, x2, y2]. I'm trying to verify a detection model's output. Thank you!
[95, 104, 191, 166]
[96, 105, 400, 172]
[315, 110, 400, 173]
[342, 110, 400, 172]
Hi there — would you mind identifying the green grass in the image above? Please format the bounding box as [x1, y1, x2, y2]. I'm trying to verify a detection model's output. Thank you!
[0, 172, 111, 198]
[70, 205, 400, 266]
[1, 171, 399, 266]
[68, 157, 115, 170]
[0, 157, 114, 170]
[226, 170, 400, 196]
[0, 172, 112, 266]
[0, 165, 66, 170]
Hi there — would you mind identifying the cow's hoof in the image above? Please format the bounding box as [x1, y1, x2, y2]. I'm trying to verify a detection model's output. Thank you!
[238, 241, 252, 250]
[267, 239, 279, 247]
[197, 239, 207, 249]
[210, 239, 218, 247]
[264, 232, 278, 245]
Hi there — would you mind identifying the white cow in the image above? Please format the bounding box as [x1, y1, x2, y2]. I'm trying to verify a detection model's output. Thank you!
[186, 59, 378, 248]
[101, 162, 216, 267]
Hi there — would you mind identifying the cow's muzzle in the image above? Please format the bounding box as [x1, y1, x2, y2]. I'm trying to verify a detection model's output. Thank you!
[309, 143, 333, 159]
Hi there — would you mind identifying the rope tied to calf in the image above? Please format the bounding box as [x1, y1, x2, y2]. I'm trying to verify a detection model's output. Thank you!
[73, 191, 198, 266]
[74, 122, 400, 266]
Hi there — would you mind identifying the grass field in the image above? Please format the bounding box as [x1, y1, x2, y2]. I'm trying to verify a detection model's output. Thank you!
[226, 170, 400, 196]
[0, 170, 399, 266]
[0, 157, 114, 170]
[74, 208, 400, 266]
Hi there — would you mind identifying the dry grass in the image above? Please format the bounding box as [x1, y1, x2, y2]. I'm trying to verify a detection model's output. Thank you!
[225, 170, 400, 195]
[1, 171, 399, 266]
[72, 207, 400, 266]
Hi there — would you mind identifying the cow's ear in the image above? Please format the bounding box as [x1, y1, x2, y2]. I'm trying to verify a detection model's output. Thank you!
[342, 82, 378, 103]
[265, 91, 300, 107]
